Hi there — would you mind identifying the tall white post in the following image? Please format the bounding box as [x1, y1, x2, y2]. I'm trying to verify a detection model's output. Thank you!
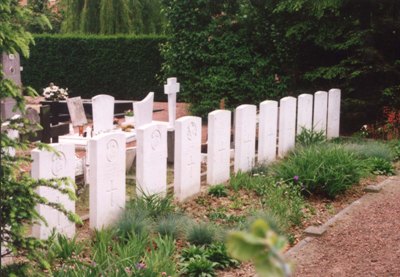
[297, 94, 313, 134]
[313, 91, 328, 134]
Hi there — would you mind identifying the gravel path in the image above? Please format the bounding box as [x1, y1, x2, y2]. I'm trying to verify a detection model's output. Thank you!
[289, 176, 400, 277]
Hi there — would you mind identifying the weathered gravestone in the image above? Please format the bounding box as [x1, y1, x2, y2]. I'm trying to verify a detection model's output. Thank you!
[234, 105, 257, 173]
[327, 89, 341, 139]
[92, 94, 114, 135]
[88, 133, 126, 229]
[258, 100, 278, 164]
[313, 91, 328, 134]
[297, 94, 313, 134]
[136, 123, 167, 197]
[174, 116, 202, 201]
[133, 92, 154, 129]
[1, 52, 22, 120]
[278, 97, 297, 158]
[67, 97, 88, 127]
[164, 77, 180, 128]
[31, 143, 76, 239]
[207, 110, 231, 185]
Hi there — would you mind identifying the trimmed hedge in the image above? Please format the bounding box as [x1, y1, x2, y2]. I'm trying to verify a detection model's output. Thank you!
[22, 34, 167, 100]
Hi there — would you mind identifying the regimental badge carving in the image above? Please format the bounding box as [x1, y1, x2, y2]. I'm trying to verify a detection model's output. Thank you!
[52, 152, 66, 176]
[186, 121, 197, 141]
[151, 130, 161, 150]
[106, 139, 119, 162]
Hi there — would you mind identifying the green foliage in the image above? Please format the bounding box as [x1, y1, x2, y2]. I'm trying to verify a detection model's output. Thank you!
[230, 171, 252, 192]
[26, 0, 58, 34]
[226, 219, 292, 277]
[261, 181, 305, 228]
[367, 157, 395, 176]
[206, 242, 240, 269]
[272, 144, 367, 198]
[180, 245, 208, 261]
[162, 0, 400, 126]
[185, 222, 217, 246]
[99, 0, 131, 34]
[48, 233, 85, 261]
[208, 184, 228, 198]
[61, 0, 166, 35]
[296, 128, 326, 147]
[1, 1, 80, 270]
[343, 141, 395, 162]
[180, 255, 217, 277]
[389, 139, 400, 161]
[161, 1, 288, 117]
[22, 34, 166, 100]
[155, 213, 186, 239]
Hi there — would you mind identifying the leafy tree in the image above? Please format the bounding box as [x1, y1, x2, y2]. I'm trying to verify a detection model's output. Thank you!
[80, 0, 100, 34]
[0, 0, 80, 272]
[99, 0, 132, 34]
[161, 0, 400, 125]
[60, 0, 166, 34]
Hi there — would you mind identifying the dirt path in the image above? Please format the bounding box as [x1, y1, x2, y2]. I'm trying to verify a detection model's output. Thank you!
[288, 176, 400, 277]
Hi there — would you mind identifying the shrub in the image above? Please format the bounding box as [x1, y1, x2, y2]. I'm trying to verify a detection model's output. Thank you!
[116, 202, 152, 238]
[186, 222, 217, 246]
[230, 171, 252, 192]
[272, 144, 367, 198]
[367, 158, 395, 176]
[343, 141, 395, 162]
[180, 245, 209, 262]
[205, 242, 240, 269]
[296, 128, 326, 147]
[155, 213, 187, 239]
[22, 34, 167, 101]
[261, 182, 305, 228]
[180, 256, 217, 277]
[208, 184, 228, 197]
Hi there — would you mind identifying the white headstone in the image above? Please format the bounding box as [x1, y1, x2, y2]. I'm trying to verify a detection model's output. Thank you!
[136, 123, 167, 196]
[174, 116, 202, 201]
[297, 94, 313, 134]
[258, 100, 278, 164]
[92, 94, 114, 135]
[88, 133, 126, 229]
[164, 77, 180, 128]
[31, 143, 76, 239]
[207, 110, 231, 185]
[313, 91, 328, 134]
[234, 105, 257, 173]
[278, 97, 297, 158]
[327, 89, 341, 139]
[67, 97, 87, 127]
[134, 92, 154, 129]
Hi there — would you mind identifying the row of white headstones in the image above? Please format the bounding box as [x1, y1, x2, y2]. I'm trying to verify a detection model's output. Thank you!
[31, 88, 340, 239]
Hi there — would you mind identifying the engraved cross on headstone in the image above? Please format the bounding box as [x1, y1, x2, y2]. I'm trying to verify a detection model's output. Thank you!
[164, 77, 180, 128]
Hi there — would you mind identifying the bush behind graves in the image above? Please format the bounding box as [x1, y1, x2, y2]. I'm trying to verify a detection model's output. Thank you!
[22, 34, 167, 101]
[272, 144, 368, 198]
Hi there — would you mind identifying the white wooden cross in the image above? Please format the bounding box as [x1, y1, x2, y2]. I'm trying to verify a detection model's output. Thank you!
[164, 77, 180, 128]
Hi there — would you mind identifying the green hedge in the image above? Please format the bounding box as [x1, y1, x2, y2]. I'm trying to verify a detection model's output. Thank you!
[22, 34, 167, 100]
